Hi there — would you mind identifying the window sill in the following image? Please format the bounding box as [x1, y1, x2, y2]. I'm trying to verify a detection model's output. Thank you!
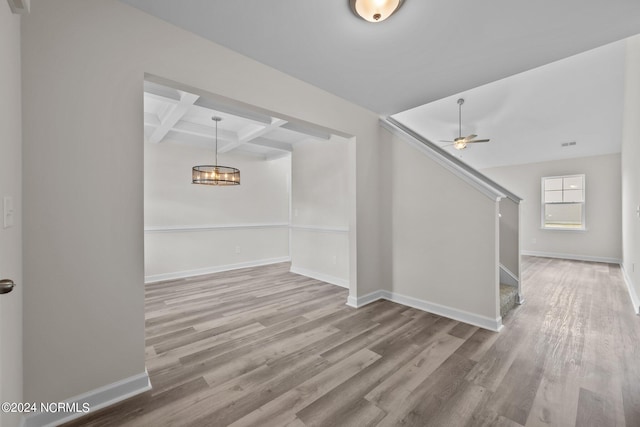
[540, 227, 587, 232]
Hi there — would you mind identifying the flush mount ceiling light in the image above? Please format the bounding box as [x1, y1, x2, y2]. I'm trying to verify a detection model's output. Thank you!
[349, 0, 405, 23]
[192, 117, 240, 186]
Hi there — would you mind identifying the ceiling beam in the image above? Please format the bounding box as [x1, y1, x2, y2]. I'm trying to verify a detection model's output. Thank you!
[143, 112, 160, 127]
[246, 137, 293, 153]
[194, 97, 273, 125]
[144, 81, 181, 102]
[219, 118, 287, 153]
[144, 91, 179, 105]
[265, 151, 292, 161]
[281, 122, 331, 140]
[171, 120, 237, 142]
[148, 91, 199, 143]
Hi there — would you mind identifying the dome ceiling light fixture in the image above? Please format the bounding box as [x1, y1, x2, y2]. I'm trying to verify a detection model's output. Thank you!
[349, 0, 405, 23]
[192, 116, 240, 186]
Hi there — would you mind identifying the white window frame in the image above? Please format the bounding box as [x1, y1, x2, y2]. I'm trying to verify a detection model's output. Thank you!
[541, 174, 586, 231]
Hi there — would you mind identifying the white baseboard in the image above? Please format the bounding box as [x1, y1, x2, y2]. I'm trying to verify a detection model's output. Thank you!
[145, 256, 291, 283]
[20, 370, 151, 427]
[290, 265, 349, 289]
[346, 290, 385, 308]
[621, 264, 640, 315]
[521, 250, 621, 264]
[347, 290, 503, 332]
[346, 295, 359, 308]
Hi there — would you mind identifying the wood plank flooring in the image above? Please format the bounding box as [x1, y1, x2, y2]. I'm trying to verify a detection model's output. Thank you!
[65, 257, 640, 426]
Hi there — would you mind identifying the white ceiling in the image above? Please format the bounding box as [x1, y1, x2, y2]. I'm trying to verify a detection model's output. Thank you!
[144, 81, 327, 159]
[121, 0, 640, 115]
[392, 40, 626, 169]
[130, 2, 636, 169]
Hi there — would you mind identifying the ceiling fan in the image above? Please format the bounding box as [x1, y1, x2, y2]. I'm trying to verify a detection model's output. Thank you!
[441, 98, 490, 150]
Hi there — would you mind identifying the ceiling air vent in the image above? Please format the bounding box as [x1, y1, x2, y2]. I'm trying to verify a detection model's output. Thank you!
[7, 0, 30, 14]
[561, 141, 577, 147]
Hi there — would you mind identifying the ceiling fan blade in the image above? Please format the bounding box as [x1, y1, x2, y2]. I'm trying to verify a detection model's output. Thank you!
[463, 134, 477, 141]
[439, 140, 454, 143]
[439, 143, 454, 147]
[468, 139, 490, 143]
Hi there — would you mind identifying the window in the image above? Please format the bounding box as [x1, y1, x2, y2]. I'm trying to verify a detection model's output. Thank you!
[541, 174, 585, 230]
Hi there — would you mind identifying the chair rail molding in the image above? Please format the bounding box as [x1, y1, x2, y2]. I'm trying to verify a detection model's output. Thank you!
[144, 223, 289, 233]
[289, 224, 349, 233]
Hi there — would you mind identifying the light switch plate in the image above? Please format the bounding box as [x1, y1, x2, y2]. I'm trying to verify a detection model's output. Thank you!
[3, 196, 14, 228]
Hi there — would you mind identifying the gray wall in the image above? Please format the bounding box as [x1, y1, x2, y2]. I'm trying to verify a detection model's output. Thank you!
[483, 153, 622, 263]
[622, 35, 640, 311]
[383, 129, 500, 325]
[499, 198, 520, 278]
[291, 138, 350, 286]
[0, 5, 23, 427]
[22, 0, 381, 404]
[144, 143, 290, 281]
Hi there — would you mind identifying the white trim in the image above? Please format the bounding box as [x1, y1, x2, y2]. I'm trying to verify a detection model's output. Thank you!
[381, 118, 519, 203]
[289, 224, 349, 233]
[386, 122, 503, 201]
[144, 223, 289, 233]
[288, 171, 293, 271]
[290, 265, 349, 288]
[346, 295, 359, 308]
[539, 227, 588, 232]
[521, 250, 621, 264]
[145, 224, 349, 234]
[145, 256, 291, 283]
[347, 290, 503, 332]
[499, 263, 519, 287]
[346, 290, 385, 308]
[20, 370, 150, 427]
[540, 174, 586, 231]
[621, 264, 640, 315]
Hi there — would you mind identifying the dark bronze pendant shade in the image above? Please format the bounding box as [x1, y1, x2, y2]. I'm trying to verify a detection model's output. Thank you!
[192, 116, 240, 186]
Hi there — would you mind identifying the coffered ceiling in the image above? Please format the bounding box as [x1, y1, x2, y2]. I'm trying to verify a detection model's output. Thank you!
[144, 81, 329, 159]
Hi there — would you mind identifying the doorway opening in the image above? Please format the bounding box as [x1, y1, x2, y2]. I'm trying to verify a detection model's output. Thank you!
[143, 75, 353, 287]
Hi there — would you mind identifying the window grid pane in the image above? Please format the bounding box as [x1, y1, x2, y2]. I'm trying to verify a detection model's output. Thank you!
[544, 178, 563, 191]
[541, 174, 585, 230]
[563, 176, 583, 190]
[564, 189, 584, 203]
[544, 190, 563, 203]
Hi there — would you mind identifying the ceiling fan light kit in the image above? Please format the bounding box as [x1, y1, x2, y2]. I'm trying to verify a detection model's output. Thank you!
[453, 137, 467, 150]
[441, 98, 490, 150]
[349, 0, 404, 23]
[192, 117, 241, 186]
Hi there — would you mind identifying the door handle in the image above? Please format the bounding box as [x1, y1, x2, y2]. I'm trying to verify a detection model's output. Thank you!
[0, 279, 15, 295]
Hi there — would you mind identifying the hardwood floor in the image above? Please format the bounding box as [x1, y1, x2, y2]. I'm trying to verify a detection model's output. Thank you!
[65, 257, 640, 426]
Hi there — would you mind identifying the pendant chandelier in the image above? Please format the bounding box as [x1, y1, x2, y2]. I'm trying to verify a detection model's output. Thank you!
[192, 116, 240, 186]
